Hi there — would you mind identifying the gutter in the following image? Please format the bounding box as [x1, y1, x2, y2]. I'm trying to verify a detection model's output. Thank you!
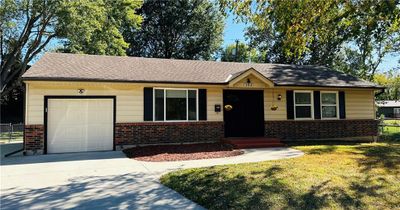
[21, 77, 384, 90]
[374, 87, 386, 97]
[22, 77, 225, 86]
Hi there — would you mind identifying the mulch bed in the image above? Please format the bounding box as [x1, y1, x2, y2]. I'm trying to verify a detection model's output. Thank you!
[123, 143, 243, 162]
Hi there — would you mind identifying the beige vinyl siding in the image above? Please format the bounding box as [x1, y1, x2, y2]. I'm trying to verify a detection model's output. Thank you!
[269, 88, 376, 120]
[232, 74, 268, 89]
[25, 81, 376, 125]
[26, 82, 142, 124]
[264, 89, 287, 120]
[207, 88, 223, 121]
[345, 90, 375, 119]
[25, 81, 224, 124]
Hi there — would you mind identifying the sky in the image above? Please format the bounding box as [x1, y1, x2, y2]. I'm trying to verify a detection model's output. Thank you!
[223, 13, 399, 72]
[222, 14, 248, 47]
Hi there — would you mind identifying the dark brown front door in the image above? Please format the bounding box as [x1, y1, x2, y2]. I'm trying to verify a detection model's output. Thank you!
[223, 90, 264, 137]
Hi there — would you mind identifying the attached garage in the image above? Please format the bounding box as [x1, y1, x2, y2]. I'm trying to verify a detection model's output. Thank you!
[45, 96, 115, 154]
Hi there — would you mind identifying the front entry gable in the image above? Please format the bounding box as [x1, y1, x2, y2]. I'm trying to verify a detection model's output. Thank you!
[227, 68, 274, 88]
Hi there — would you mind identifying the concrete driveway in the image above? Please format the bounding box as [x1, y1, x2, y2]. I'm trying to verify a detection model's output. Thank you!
[0, 148, 303, 209]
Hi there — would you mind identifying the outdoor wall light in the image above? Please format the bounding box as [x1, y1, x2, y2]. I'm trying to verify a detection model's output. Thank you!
[244, 78, 252, 87]
[277, 94, 282, 100]
[78, 88, 85, 94]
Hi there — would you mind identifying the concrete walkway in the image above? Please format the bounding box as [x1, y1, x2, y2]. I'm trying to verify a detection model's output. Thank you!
[0, 148, 303, 210]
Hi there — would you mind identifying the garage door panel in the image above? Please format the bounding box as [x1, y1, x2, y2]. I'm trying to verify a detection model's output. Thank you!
[47, 98, 114, 153]
[85, 124, 113, 151]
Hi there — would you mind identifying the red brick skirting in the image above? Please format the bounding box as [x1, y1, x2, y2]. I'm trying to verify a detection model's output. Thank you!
[265, 119, 379, 140]
[24, 120, 377, 154]
[115, 121, 224, 146]
[24, 125, 44, 155]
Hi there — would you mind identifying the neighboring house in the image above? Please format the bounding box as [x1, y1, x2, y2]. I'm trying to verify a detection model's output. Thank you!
[376, 100, 400, 119]
[22, 53, 383, 155]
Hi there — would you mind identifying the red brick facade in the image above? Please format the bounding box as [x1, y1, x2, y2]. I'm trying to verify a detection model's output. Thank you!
[24, 125, 44, 155]
[24, 120, 378, 154]
[265, 119, 379, 140]
[115, 122, 224, 147]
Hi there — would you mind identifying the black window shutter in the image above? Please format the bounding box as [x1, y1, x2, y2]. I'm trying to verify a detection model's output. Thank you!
[314, 91, 321, 119]
[339, 91, 346, 119]
[286, 90, 294, 119]
[198, 89, 207, 120]
[144, 87, 153, 121]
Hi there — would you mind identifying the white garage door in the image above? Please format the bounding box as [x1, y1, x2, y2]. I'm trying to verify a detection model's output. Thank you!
[47, 98, 114, 153]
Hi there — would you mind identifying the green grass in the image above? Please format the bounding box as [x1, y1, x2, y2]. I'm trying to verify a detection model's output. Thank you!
[161, 143, 400, 210]
[380, 120, 400, 141]
[383, 120, 400, 125]
[0, 131, 23, 143]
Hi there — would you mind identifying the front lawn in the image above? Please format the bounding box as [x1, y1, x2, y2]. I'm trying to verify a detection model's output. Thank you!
[161, 143, 400, 209]
[384, 120, 400, 125]
[380, 120, 400, 141]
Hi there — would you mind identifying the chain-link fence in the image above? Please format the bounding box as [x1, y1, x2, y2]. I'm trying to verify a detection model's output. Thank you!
[379, 120, 400, 141]
[0, 123, 24, 144]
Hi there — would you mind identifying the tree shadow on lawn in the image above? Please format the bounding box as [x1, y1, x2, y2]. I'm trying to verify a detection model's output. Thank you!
[1, 173, 199, 210]
[303, 145, 338, 155]
[354, 143, 400, 173]
[162, 165, 365, 210]
[286, 140, 363, 147]
[161, 143, 400, 209]
[287, 141, 361, 155]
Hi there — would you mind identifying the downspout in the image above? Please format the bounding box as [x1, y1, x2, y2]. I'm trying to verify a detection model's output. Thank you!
[23, 82, 28, 155]
[374, 87, 386, 120]
[374, 87, 385, 97]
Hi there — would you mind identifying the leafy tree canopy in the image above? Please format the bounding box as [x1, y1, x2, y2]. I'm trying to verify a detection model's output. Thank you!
[221, 41, 264, 63]
[124, 0, 225, 60]
[59, 0, 142, 55]
[374, 68, 400, 100]
[220, 0, 400, 80]
[0, 0, 142, 101]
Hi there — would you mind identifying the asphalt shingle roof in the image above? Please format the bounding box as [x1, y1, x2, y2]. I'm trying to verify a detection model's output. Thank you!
[22, 53, 382, 88]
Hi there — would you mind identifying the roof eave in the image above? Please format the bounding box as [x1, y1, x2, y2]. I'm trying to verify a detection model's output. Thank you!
[274, 83, 384, 90]
[22, 77, 228, 85]
[22, 77, 383, 89]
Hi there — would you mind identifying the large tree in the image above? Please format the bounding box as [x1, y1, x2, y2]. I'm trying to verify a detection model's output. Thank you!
[220, 0, 400, 80]
[221, 41, 262, 63]
[333, 0, 400, 80]
[124, 0, 225, 60]
[374, 69, 400, 100]
[0, 0, 142, 101]
[59, 0, 142, 55]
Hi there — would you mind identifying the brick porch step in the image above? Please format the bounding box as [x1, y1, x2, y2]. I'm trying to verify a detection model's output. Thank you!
[222, 137, 286, 149]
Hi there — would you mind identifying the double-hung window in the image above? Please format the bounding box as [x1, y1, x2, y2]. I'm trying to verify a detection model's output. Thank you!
[294, 91, 313, 119]
[321, 91, 338, 119]
[154, 88, 198, 121]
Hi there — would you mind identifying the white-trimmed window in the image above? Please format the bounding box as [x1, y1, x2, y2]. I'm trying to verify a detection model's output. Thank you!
[154, 88, 198, 121]
[294, 91, 313, 120]
[321, 91, 339, 119]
